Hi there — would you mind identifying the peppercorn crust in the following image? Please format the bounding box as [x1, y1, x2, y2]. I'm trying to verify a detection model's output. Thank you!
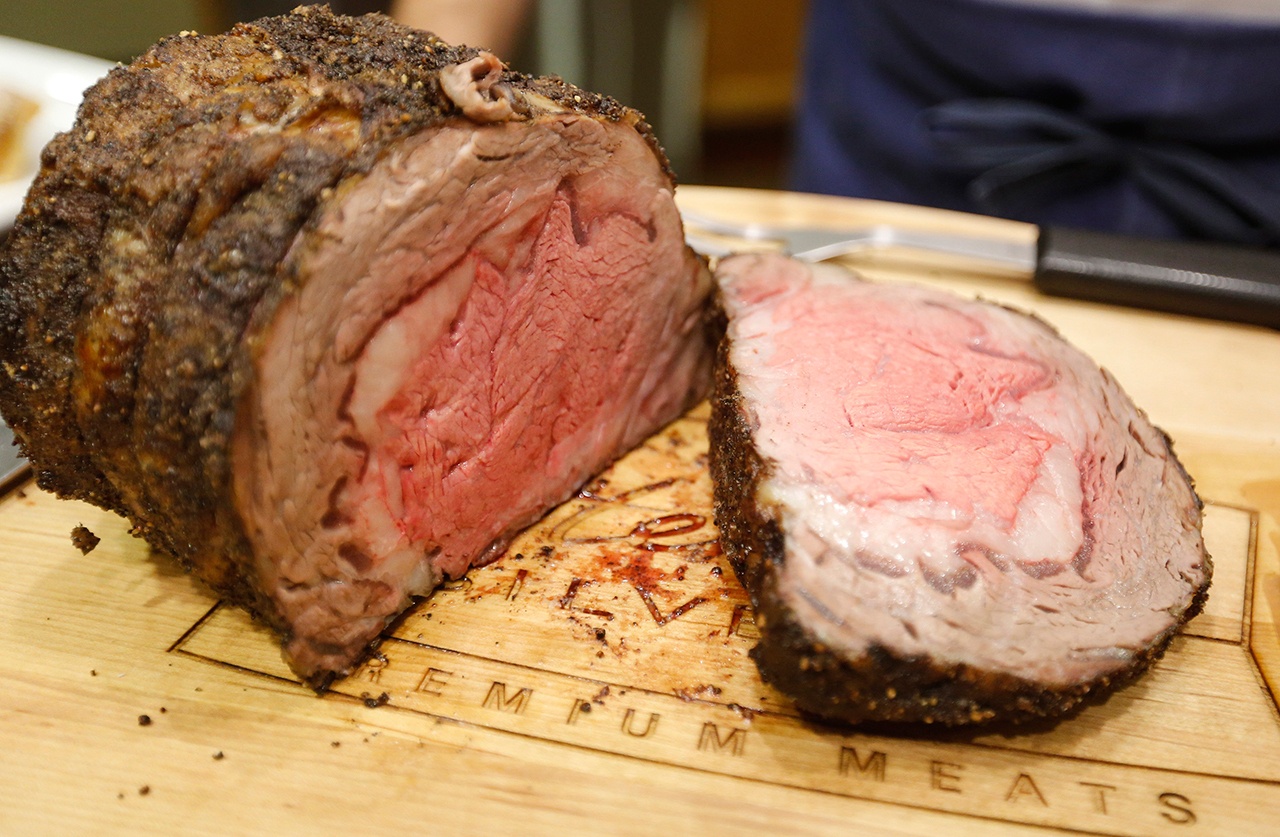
[0, 5, 672, 674]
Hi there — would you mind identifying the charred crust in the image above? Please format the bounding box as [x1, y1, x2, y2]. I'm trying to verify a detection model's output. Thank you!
[748, 574, 1207, 726]
[707, 288, 1211, 727]
[70, 524, 101, 554]
[0, 5, 671, 675]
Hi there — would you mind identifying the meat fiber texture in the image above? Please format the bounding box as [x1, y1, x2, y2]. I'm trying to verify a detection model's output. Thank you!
[709, 253, 1210, 725]
[0, 7, 711, 687]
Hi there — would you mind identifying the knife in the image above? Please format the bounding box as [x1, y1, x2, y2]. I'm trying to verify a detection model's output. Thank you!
[682, 210, 1280, 330]
[0, 419, 30, 495]
[1034, 227, 1280, 330]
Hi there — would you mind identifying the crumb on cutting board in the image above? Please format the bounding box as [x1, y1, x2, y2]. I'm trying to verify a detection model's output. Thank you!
[71, 524, 100, 554]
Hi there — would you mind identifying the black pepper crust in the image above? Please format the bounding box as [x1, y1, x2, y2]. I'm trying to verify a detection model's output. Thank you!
[0, 6, 669, 645]
[706, 292, 1210, 726]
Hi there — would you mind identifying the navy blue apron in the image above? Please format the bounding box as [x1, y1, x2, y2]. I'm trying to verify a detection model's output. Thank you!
[790, 0, 1280, 245]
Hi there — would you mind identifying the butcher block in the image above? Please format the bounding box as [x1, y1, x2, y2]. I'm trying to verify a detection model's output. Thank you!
[2, 186, 1278, 836]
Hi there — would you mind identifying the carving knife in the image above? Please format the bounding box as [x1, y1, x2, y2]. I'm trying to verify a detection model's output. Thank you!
[684, 211, 1280, 330]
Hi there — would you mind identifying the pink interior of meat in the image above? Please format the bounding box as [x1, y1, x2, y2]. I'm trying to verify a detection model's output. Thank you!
[348, 183, 674, 576]
[745, 263, 1059, 528]
[720, 254, 1207, 686]
[232, 115, 709, 678]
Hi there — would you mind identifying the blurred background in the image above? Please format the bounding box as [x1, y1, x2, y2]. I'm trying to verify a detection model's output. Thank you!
[4, 1, 1276, 245]
[0, 0, 804, 189]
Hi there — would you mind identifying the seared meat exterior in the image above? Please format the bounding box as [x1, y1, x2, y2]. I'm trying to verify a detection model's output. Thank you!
[709, 254, 1210, 725]
[0, 7, 711, 686]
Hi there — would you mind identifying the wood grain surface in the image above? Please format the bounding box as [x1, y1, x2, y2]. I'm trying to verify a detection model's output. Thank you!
[2, 185, 1278, 836]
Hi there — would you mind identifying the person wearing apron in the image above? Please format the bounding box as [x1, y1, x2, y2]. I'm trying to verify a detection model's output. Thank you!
[790, 0, 1280, 245]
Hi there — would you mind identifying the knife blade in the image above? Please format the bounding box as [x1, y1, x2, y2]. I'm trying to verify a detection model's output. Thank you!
[0, 418, 30, 495]
[798, 226, 1280, 329]
[683, 209, 1280, 330]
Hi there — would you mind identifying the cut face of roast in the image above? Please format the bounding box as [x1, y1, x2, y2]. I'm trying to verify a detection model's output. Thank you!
[0, 8, 711, 688]
[235, 112, 708, 681]
[709, 253, 1210, 725]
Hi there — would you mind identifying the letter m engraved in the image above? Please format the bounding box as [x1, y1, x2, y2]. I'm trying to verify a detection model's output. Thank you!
[839, 746, 886, 781]
[698, 722, 747, 757]
[482, 681, 532, 715]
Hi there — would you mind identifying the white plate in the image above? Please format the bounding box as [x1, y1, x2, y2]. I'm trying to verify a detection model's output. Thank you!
[0, 36, 114, 228]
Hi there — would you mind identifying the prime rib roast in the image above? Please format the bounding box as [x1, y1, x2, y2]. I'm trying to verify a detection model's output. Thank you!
[708, 253, 1211, 725]
[0, 7, 1209, 718]
[0, 7, 711, 687]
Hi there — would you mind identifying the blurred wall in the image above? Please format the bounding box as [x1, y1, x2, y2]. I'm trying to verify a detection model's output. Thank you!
[702, 0, 807, 128]
[0, 0, 808, 184]
[0, 0, 210, 62]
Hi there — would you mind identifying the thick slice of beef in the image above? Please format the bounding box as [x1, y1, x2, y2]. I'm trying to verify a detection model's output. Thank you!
[709, 253, 1211, 725]
[0, 7, 711, 686]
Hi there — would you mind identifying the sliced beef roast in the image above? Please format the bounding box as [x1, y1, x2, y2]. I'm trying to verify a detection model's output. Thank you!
[0, 7, 711, 686]
[709, 253, 1210, 725]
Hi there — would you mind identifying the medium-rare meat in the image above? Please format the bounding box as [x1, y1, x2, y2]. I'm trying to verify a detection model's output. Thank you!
[709, 253, 1210, 725]
[0, 7, 711, 687]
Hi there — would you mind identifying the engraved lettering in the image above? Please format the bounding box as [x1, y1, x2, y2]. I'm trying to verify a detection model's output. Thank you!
[619, 498, 723, 557]
[1080, 782, 1116, 815]
[698, 722, 747, 756]
[363, 654, 387, 683]
[621, 708, 660, 738]
[559, 578, 584, 609]
[1006, 773, 1047, 806]
[931, 761, 963, 793]
[1159, 792, 1196, 825]
[636, 586, 706, 626]
[566, 699, 592, 725]
[438, 577, 472, 594]
[729, 604, 761, 640]
[631, 514, 705, 539]
[482, 681, 532, 714]
[838, 747, 886, 781]
[415, 667, 452, 696]
[558, 577, 615, 619]
[506, 568, 529, 601]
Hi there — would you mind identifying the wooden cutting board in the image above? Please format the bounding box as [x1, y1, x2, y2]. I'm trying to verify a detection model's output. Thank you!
[2, 186, 1278, 836]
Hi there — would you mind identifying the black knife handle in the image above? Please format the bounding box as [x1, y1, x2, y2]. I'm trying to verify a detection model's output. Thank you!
[1035, 226, 1280, 329]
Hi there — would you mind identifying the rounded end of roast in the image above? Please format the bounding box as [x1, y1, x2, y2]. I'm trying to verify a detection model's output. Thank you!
[746, 566, 1209, 727]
